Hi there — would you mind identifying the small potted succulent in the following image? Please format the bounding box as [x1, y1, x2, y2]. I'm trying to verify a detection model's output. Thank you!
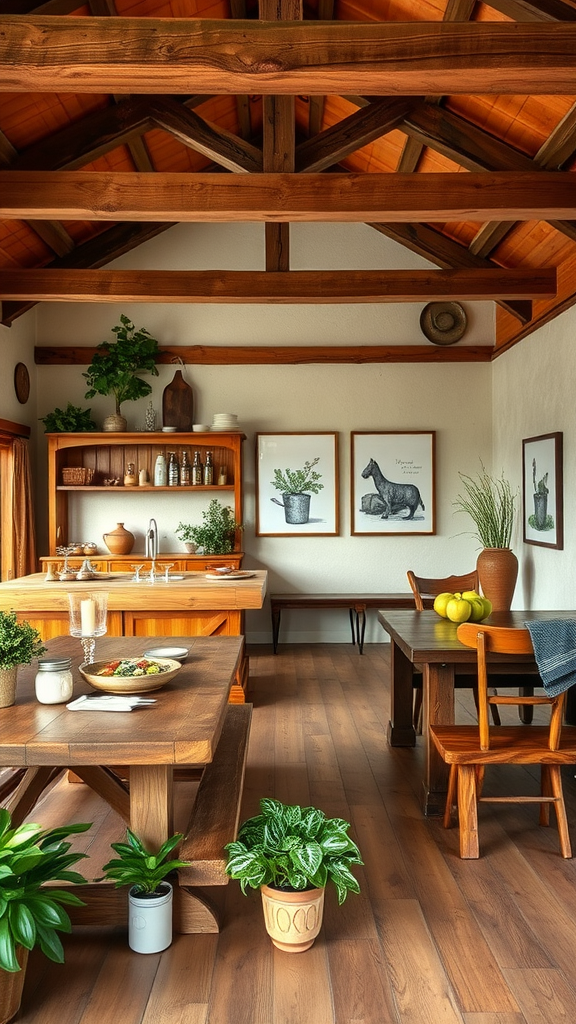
[270, 458, 324, 525]
[100, 828, 189, 953]
[176, 499, 242, 555]
[0, 811, 91, 1023]
[83, 314, 159, 432]
[225, 798, 362, 953]
[0, 611, 46, 708]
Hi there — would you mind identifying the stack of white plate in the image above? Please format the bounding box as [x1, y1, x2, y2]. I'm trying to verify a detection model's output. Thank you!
[211, 413, 239, 431]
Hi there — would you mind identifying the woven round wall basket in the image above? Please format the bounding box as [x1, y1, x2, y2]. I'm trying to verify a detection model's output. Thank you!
[420, 302, 467, 345]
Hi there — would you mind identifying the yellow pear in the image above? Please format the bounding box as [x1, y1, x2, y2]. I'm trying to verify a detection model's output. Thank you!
[446, 596, 472, 623]
[433, 592, 455, 618]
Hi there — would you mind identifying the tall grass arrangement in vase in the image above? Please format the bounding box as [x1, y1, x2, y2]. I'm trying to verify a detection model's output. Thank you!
[453, 462, 517, 549]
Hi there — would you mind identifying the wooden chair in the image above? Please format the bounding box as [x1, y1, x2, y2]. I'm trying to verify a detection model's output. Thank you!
[407, 569, 502, 730]
[430, 622, 576, 859]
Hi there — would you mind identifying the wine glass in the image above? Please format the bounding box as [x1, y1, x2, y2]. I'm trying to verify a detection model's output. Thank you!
[67, 591, 108, 665]
[130, 564, 145, 583]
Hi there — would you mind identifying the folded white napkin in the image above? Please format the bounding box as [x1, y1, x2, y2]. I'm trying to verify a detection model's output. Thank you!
[66, 694, 157, 712]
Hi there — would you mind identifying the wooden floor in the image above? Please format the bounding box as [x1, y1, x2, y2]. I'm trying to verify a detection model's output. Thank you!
[15, 643, 576, 1024]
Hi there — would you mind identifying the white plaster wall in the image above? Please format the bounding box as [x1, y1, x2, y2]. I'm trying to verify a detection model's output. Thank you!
[30, 222, 496, 643]
[0, 311, 39, 485]
[492, 306, 576, 611]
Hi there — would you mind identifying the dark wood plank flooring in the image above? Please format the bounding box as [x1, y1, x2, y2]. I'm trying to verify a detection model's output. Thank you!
[13, 644, 576, 1024]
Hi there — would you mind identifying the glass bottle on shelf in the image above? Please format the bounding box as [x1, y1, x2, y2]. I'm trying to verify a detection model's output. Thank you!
[154, 453, 167, 486]
[203, 451, 214, 486]
[192, 451, 203, 486]
[180, 450, 191, 486]
[168, 451, 179, 486]
[218, 464, 227, 486]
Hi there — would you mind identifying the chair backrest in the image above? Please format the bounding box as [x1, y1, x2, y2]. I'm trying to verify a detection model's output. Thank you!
[456, 622, 566, 750]
[407, 569, 479, 611]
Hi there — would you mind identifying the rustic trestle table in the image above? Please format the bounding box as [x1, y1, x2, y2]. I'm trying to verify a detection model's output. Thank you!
[378, 609, 576, 816]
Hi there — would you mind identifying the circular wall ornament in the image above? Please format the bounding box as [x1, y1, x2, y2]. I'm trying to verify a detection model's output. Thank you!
[419, 302, 468, 345]
[14, 362, 30, 404]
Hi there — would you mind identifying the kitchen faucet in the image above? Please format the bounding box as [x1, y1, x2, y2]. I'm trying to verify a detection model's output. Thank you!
[145, 518, 158, 559]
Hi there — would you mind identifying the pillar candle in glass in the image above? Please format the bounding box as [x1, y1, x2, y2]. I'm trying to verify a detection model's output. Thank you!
[67, 591, 108, 665]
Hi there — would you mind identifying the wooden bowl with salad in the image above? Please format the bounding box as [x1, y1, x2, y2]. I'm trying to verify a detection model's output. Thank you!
[78, 656, 182, 694]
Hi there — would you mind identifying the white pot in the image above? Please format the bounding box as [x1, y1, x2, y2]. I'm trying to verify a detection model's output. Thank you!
[184, 542, 198, 553]
[128, 881, 173, 953]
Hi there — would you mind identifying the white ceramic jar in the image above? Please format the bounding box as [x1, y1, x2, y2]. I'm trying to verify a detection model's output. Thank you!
[35, 656, 73, 704]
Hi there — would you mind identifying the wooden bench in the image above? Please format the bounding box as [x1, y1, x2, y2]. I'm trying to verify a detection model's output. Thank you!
[178, 702, 252, 887]
[270, 593, 418, 654]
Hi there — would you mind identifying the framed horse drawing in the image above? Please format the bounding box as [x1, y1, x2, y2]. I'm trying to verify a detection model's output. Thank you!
[351, 432, 436, 535]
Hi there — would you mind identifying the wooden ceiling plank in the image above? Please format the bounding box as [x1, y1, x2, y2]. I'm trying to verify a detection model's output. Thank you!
[2, 170, 575, 222]
[1, 20, 576, 94]
[468, 221, 515, 258]
[150, 98, 262, 174]
[535, 100, 576, 168]
[27, 220, 75, 256]
[0, 267, 556, 303]
[444, 0, 477, 20]
[481, 0, 576, 21]
[35, 344, 493, 365]
[296, 97, 416, 173]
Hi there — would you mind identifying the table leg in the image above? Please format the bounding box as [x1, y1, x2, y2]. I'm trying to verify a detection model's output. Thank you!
[129, 765, 173, 852]
[386, 641, 416, 747]
[271, 605, 281, 653]
[421, 662, 455, 816]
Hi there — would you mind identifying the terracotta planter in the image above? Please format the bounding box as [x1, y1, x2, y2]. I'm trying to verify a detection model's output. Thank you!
[0, 667, 18, 709]
[103, 522, 135, 555]
[0, 946, 28, 1024]
[476, 547, 519, 612]
[260, 885, 324, 953]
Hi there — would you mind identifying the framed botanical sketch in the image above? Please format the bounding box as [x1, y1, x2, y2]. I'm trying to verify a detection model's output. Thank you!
[522, 432, 563, 549]
[256, 433, 339, 537]
[351, 431, 436, 535]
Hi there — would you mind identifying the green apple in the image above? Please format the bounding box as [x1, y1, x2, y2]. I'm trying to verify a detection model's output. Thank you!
[461, 590, 480, 602]
[433, 592, 455, 618]
[468, 596, 487, 622]
[480, 597, 492, 618]
[446, 596, 472, 623]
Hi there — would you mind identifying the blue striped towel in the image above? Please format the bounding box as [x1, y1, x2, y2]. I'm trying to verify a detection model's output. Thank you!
[525, 619, 576, 697]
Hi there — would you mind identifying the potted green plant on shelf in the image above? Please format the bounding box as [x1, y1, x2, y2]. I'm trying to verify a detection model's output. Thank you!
[176, 499, 242, 555]
[270, 458, 324, 525]
[100, 828, 189, 953]
[40, 402, 98, 433]
[225, 798, 363, 953]
[0, 811, 91, 1024]
[453, 461, 518, 612]
[83, 313, 160, 432]
[0, 611, 46, 709]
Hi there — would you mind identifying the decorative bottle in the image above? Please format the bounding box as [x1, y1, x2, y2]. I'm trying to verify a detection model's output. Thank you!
[180, 451, 191, 486]
[145, 401, 156, 432]
[154, 453, 167, 486]
[192, 451, 203, 486]
[168, 451, 179, 487]
[203, 451, 214, 486]
[123, 462, 137, 487]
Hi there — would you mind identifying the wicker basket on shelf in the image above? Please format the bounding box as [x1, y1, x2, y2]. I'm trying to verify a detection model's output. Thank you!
[61, 467, 94, 486]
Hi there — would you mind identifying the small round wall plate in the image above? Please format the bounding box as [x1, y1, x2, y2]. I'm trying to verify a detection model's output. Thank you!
[420, 302, 467, 345]
[14, 362, 30, 404]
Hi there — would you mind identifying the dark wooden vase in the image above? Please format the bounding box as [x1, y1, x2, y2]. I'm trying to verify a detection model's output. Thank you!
[476, 547, 519, 612]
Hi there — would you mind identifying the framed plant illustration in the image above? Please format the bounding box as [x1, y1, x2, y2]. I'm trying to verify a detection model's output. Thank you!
[522, 432, 563, 549]
[351, 431, 436, 535]
[256, 433, 339, 537]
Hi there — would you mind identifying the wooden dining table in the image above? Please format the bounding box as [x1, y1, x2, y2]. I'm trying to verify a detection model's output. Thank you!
[378, 609, 576, 816]
[0, 633, 247, 932]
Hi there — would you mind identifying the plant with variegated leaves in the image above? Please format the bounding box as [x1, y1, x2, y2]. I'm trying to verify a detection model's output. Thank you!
[224, 798, 362, 905]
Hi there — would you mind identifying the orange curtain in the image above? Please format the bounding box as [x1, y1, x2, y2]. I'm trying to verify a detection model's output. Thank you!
[10, 438, 37, 579]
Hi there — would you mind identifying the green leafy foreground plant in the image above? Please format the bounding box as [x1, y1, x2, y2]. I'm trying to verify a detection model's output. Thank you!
[101, 829, 188, 895]
[40, 403, 97, 433]
[271, 458, 324, 496]
[176, 499, 242, 555]
[0, 611, 46, 670]
[225, 798, 363, 905]
[0, 811, 91, 972]
[453, 462, 517, 549]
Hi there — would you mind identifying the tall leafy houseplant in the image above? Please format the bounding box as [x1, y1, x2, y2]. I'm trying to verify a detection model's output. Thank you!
[453, 462, 519, 612]
[225, 798, 363, 953]
[0, 612, 46, 708]
[83, 314, 159, 430]
[176, 499, 242, 555]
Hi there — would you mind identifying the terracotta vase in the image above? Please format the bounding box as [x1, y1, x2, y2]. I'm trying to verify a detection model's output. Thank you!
[476, 547, 519, 612]
[0, 667, 18, 709]
[103, 522, 135, 555]
[260, 884, 325, 953]
[0, 946, 28, 1024]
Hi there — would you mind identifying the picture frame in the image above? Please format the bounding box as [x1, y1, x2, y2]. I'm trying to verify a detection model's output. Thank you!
[351, 431, 436, 535]
[255, 433, 339, 537]
[522, 432, 563, 549]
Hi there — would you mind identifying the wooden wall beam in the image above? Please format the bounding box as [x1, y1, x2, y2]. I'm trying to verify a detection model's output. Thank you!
[35, 344, 494, 365]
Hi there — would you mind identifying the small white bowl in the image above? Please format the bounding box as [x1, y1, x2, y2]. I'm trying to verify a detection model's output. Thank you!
[193, 424, 210, 432]
[144, 646, 189, 662]
[161, 426, 177, 432]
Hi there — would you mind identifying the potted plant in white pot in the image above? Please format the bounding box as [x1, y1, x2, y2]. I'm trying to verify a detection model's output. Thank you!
[83, 314, 159, 432]
[453, 461, 518, 611]
[176, 499, 242, 555]
[270, 458, 324, 525]
[100, 828, 188, 953]
[0, 611, 46, 708]
[0, 811, 91, 1024]
[225, 798, 363, 953]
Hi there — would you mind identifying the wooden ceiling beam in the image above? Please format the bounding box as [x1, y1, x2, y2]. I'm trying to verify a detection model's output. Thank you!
[2, 171, 575, 222]
[481, 0, 576, 21]
[296, 97, 416, 173]
[35, 344, 493, 365]
[0, 267, 556, 303]
[1, 19, 576, 94]
[149, 98, 262, 173]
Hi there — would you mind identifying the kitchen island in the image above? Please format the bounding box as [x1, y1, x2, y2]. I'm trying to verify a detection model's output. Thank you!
[0, 569, 267, 701]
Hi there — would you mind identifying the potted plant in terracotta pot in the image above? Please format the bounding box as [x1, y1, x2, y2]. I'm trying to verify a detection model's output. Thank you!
[176, 499, 242, 556]
[100, 828, 189, 953]
[0, 611, 46, 708]
[0, 811, 91, 1024]
[83, 314, 159, 432]
[453, 461, 518, 612]
[225, 798, 363, 953]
